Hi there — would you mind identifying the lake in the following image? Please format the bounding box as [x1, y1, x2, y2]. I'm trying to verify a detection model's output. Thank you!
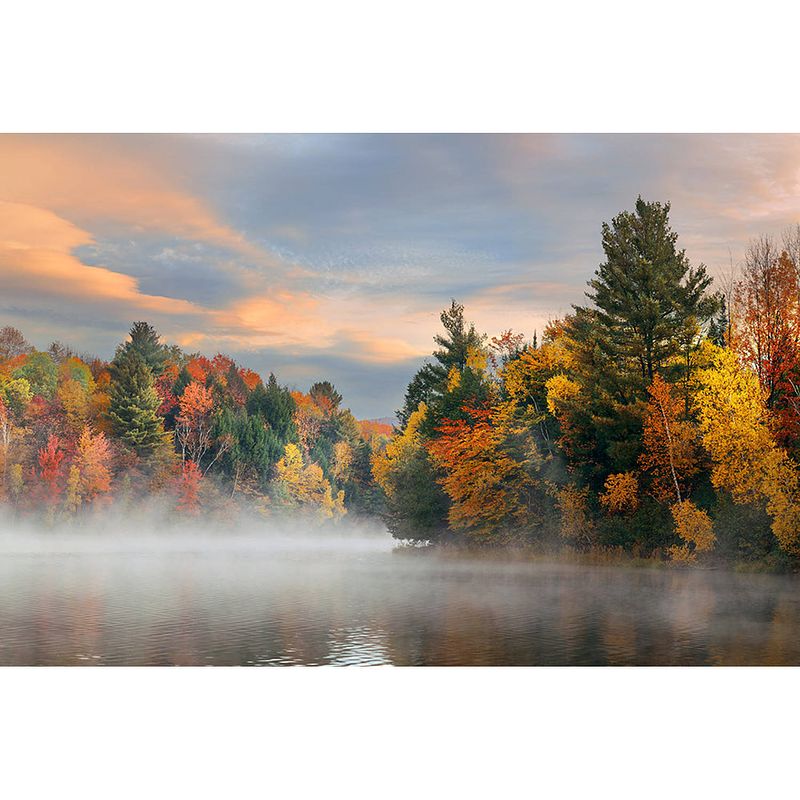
[0, 526, 798, 665]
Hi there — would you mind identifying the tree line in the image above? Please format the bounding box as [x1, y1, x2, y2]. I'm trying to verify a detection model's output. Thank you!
[373, 197, 800, 568]
[4, 196, 800, 567]
[0, 321, 391, 522]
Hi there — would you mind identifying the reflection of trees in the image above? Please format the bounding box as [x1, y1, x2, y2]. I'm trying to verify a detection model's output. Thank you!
[1, 549, 799, 666]
[706, 576, 799, 665]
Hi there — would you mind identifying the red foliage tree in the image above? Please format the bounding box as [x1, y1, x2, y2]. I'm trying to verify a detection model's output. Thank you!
[38, 434, 65, 504]
[176, 460, 202, 514]
[734, 240, 800, 446]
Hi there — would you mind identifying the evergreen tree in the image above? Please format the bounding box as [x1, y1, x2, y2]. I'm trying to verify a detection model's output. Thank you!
[582, 197, 718, 396]
[397, 300, 486, 427]
[107, 350, 165, 455]
[247, 374, 297, 442]
[115, 322, 168, 377]
[309, 381, 342, 412]
[215, 408, 284, 489]
[707, 296, 729, 347]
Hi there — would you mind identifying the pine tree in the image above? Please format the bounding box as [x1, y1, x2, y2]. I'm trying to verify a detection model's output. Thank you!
[115, 322, 168, 377]
[106, 350, 165, 455]
[582, 197, 718, 395]
[707, 296, 729, 347]
[397, 300, 486, 427]
[246, 374, 297, 442]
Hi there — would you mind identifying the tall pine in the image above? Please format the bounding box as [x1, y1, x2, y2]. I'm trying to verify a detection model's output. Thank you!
[107, 349, 165, 455]
[582, 197, 717, 396]
[115, 322, 168, 377]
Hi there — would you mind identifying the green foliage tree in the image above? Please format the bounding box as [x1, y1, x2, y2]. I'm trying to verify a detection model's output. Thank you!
[582, 197, 718, 395]
[398, 301, 485, 424]
[115, 322, 168, 377]
[246, 374, 297, 442]
[13, 351, 58, 399]
[106, 349, 165, 455]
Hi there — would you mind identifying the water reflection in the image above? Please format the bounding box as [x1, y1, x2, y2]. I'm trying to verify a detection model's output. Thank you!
[0, 532, 797, 665]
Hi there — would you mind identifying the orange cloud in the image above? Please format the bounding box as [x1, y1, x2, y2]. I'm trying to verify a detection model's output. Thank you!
[0, 134, 271, 263]
[0, 201, 201, 315]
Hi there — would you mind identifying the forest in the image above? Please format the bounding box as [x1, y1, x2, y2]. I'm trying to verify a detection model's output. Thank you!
[3, 197, 800, 569]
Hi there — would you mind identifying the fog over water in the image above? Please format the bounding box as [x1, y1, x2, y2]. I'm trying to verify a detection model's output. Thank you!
[0, 516, 798, 666]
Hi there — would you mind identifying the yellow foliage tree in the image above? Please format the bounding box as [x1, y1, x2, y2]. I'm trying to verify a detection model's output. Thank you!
[58, 378, 90, 434]
[545, 374, 581, 415]
[331, 440, 354, 484]
[552, 484, 595, 546]
[465, 344, 488, 373]
[275, 443, 345, 520]
[372, 402, 427, 500]
[695, 342, 800, 553]
[599, 472, 639, 514]
[669, 499, 715, 562]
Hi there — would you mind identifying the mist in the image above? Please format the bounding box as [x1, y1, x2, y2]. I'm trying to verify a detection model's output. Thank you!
[1, 510, 799, 666]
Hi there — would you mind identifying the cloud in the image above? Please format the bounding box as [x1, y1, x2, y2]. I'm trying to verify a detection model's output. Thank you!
[0, 201, 201, 316]
[4, 133, 800, 417]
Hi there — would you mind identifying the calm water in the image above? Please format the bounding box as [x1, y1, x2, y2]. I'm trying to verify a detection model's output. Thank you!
[0, 527, 798, 666]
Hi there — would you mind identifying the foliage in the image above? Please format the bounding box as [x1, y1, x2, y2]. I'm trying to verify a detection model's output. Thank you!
[669, 500, 715, 562]
[599, 472, 639, 514]
[107, 349, 165, 456]
[582, 196, 717, 392]
[116, 322, 168, 377]
[274, 443, 345, 520]
[638, 375, 699, 504]
[13, 351, 58, 399]
[426, 405, 537, 535]
[695, 343, 800, 554]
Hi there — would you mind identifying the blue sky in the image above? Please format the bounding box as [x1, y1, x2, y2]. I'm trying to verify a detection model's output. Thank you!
[2, 133, 800, 417]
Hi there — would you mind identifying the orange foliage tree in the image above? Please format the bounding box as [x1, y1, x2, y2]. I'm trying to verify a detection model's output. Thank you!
[599, 472, 639, 514]
[426, 406, 533, 534]
[638, 375, 699, 504]
[175, 381, 215, 465]
[74, 427, 113, 504]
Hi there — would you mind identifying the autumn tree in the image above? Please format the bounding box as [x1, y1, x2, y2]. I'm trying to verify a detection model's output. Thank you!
[638, 375, 699, 504]
[38, 434, 65, 510]
[175, 460, 202, 514]
[0, 376, 32, 492]
[670, 500, 715, 562]
[74, 427, 113, 504]
[13, 351, 58, 399]
[273, 443, 345, 520]
[733, 237, 800, 446]
[695, 343, 800, 554]
[426, 405, 539, 535]
[175, 381, 215, 466]
[58, 379, 91, 434]
[372, 402, 448, 540]
[599, 472, 639, 514]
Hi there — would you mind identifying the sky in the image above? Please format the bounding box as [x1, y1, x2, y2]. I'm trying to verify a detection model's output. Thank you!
[2, 133, 800, 418]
